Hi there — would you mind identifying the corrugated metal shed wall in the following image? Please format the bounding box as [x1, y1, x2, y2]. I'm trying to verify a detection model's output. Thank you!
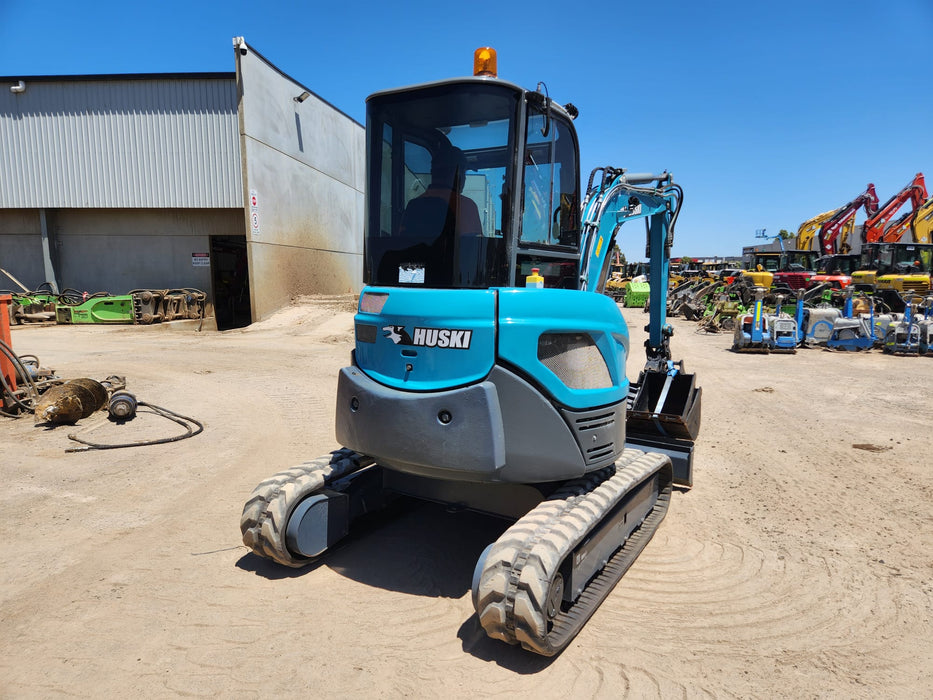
[0, 75, 242, 208]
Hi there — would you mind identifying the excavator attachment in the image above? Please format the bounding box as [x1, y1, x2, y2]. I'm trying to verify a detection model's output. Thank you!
[579, 168, 700, 488]
[625, 367, 700, 487]
[627, 368, 701, 442]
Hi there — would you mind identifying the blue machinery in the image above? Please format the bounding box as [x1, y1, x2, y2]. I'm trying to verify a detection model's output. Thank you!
[734, 286, 883, 353]
[579, 167, 700, 476]
[242, 54, 702, 656]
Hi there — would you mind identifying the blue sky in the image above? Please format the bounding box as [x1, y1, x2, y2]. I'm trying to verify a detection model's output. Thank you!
[2, 0, 931, 262]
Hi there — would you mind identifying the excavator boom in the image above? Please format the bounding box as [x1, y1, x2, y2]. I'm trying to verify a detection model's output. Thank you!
[580, 167, 683, 359]
[863, 173, 927, 245]
[796, 209, 837, 252]
[816, 184, 878, 256]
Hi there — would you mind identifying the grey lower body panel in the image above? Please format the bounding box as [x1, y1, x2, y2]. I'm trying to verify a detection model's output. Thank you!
[335, 364, 625, 484]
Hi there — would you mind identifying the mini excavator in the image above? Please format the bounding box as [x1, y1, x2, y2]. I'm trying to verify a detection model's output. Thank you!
[241, 48, 701, 656]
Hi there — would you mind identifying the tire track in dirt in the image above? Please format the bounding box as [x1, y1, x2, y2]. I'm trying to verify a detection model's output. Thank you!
[598, 529, 925, 684]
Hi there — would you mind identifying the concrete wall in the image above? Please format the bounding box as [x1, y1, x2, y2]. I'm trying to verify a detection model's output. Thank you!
[234, 39, 365, 321]
[0, 210, 45, 290]
[1, 208, 243, 294]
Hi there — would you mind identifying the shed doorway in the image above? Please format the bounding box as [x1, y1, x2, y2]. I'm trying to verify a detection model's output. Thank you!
[210, 235, 251, 330]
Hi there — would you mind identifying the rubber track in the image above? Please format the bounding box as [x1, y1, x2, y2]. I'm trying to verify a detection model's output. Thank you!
[239, 448, 374, 567]
[473, 448, 673, 655]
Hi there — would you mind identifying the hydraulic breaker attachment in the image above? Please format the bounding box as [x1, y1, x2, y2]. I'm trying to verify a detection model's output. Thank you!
[56, 295, 135, 324]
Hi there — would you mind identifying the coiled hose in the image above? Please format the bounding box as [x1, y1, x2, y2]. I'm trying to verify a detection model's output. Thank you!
[65, 401, 204, 452]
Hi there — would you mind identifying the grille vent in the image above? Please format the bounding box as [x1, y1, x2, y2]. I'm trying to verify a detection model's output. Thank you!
[576, 411, 617, 465]
[538, 333, 611, 390]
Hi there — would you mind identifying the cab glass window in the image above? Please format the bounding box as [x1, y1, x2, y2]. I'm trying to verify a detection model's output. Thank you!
[520, 107, 579, 248]
[366, 84, 519, 288]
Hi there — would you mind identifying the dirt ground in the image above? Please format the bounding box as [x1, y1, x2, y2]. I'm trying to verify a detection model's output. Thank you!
[1, 296, 931, 698]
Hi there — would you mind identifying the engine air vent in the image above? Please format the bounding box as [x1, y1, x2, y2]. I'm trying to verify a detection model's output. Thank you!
[538, 333, 611, 390]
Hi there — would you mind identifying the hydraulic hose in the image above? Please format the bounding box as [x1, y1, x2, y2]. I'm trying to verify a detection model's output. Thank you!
[65, 401, 204, 452]
[0, 338, 42, 413]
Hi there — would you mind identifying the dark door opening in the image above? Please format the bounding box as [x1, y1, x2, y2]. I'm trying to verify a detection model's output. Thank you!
[210, 235, 251, 330]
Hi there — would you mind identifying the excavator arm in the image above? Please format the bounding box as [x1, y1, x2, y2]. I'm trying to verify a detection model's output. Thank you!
[817, 184, 879, 255]
[863, 173, 927, 244]
[579, 167, 683, 362]
[578, 167, 699, 483]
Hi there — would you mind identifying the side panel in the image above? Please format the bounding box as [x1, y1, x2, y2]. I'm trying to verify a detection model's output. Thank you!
[353, 287, 496, 391]
[497, 288, 629, 410]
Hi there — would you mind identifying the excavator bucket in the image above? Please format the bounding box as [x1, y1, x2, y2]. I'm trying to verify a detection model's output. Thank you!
[626, 368, 701, 487]
[628, 369, 701, 441]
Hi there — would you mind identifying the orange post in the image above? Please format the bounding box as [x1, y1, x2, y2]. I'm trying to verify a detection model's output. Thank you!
[0, 294, 16, 395]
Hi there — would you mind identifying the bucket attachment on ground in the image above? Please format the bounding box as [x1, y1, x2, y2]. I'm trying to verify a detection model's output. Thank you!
[627, 368, 701, 441]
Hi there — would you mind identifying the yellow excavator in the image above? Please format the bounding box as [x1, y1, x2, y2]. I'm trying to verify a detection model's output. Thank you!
[874, 195, 933, 296]
[795, 209, 838, 252]
[913, 196, 933, 244]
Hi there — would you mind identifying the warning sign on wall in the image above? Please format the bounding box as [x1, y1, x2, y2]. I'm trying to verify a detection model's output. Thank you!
[192, 253, 210, 267]
[249, 189, 261, 239]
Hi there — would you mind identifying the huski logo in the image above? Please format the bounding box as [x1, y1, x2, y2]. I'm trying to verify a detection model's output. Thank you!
[382, 325, 473, 349]
[382, 325, 413, 345]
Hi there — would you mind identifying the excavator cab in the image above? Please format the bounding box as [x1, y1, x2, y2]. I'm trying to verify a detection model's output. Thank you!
[365, 79, 581, 291]
[347, 78, 631, 484]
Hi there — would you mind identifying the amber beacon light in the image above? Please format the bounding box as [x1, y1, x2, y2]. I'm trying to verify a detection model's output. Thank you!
[473, 47, 497, 77]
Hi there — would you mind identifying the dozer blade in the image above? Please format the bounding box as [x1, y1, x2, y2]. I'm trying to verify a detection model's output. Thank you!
[472, 449, 672, 656]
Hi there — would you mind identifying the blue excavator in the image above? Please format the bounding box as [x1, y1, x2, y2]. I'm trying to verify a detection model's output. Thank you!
[241, 48, 701, 656]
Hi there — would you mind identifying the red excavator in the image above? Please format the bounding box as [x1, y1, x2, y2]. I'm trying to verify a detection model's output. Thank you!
[862, 173, 927, 245]
[816, 184, 879, 256]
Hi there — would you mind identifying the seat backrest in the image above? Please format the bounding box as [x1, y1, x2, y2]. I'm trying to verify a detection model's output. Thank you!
[401, 196, 455, 240]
